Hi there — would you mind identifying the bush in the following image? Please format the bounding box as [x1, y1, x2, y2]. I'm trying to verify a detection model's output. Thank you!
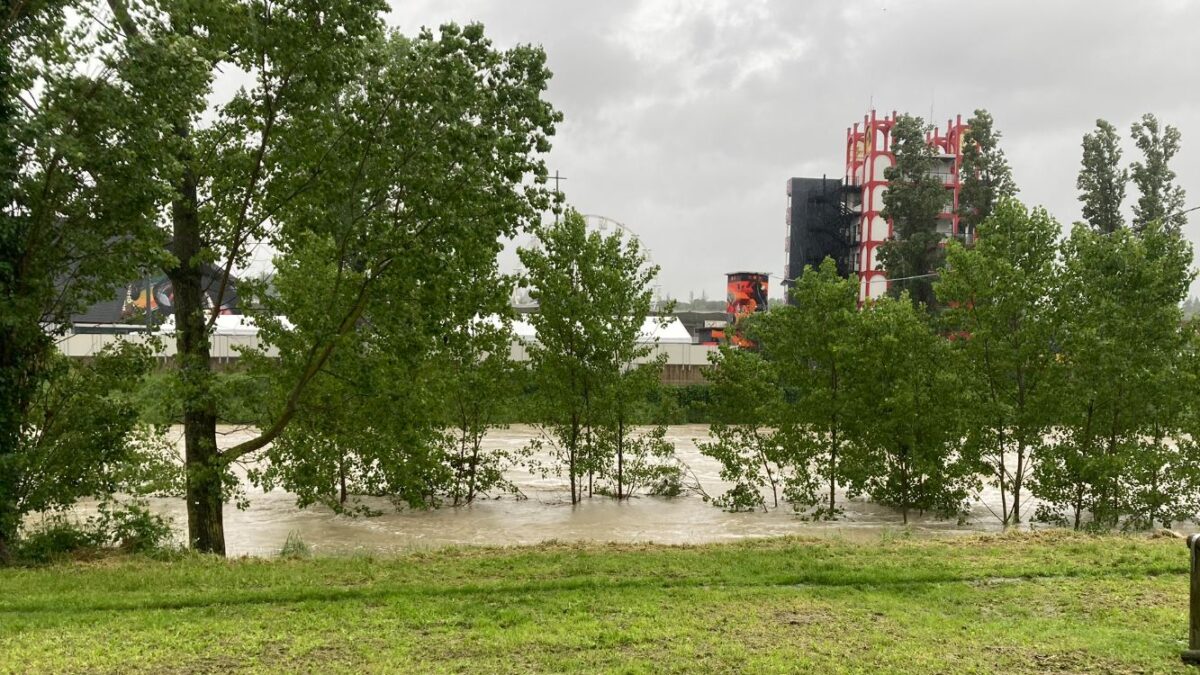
[91, 501, 178, 554]
[13, 518, 100, 564]
[13, 502, 179, 564]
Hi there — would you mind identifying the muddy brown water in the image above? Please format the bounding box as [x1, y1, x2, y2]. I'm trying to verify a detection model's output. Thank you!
[48, 425, 1036, 557]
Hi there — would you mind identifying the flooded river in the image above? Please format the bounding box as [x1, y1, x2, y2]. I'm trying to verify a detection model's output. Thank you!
[57, 425, 1035, 557]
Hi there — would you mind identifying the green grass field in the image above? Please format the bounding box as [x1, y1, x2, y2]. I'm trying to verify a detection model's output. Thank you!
[0, 531, 1193, 673]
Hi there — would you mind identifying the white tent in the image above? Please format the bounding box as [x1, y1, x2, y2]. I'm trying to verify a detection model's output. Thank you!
[508, 316, 692, 345]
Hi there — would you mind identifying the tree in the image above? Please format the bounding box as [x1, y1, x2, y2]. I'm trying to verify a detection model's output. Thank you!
[1077, 119, 1127, 234]
[1034, 222, 1194, 528]
[7, 342, 180, 555]
[99, 2, 558, 553]
[854, 295, 977, 523]
[437, 310, 525, 507]
[877, 114, 949, 310]
[755, 258, 866, 519]
[1125, 321, 1200, 529]
[1130, 113, 1187, 233]
[936, 199, 1061, 526]
[520, 209, 667, 504]
[591, 350, 678, 501]
[1, 0, 183, 559]
[698, 346, 789, 512]
[958, 109, 1016, 241]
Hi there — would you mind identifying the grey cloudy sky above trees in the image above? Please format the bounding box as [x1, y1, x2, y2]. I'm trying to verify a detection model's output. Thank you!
[384, 0, 1200, 298]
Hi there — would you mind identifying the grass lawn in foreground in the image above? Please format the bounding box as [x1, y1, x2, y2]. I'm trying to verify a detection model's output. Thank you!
[0, 531, 1193, 673]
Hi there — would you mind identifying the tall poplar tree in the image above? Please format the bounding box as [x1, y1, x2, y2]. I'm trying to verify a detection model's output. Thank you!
[877, 114, 948, 310]
[1035, 222, 1193, 528]
[1077, 119, 1127, 234]
[958, 109, 1016, 241]
[1130, 113, 1187, 233]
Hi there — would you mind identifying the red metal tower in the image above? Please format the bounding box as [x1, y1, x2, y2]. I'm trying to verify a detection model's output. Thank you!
[844, 110, 968, 303]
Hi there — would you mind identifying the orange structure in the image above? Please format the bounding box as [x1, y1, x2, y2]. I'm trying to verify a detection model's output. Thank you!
[725, 271, 768, 348]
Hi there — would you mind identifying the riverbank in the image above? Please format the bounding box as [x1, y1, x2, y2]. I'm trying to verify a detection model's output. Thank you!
[0, 531, 1191, 673]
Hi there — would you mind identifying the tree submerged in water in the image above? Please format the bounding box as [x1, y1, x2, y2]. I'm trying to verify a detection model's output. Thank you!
[520, 209, 682, 504]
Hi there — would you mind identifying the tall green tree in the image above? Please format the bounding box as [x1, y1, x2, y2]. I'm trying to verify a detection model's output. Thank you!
[878, 114, 949, 310]
[244, 25, 557, 521]
[1077, 119, 1127, 234]
[0, 0, 183, 559]
[519, 210, 667, 504]
[1034, 222, 1193, 528]
[936, 199, 1061, 526]
[1130, 113, 1187, 233]
[755, 258, 866, 519]
[957, 109, 1016, 241]
[1126, 321, 1200, 529]
[100, 2, 558, 553]
[854, 295, 977, 523]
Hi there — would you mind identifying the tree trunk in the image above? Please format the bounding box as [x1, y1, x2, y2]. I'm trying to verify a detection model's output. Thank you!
[997, 428, 1009, 527]
[1010, 438, 1025, 525]
[568, 414, 579, 504]
[339, 458, 348, 506]
[616, 417, 624, 500]
[1073, 484, 1084, 531]
[0, 27, 41, 564]
[170, 151, 226, 554]
[183, 418, 225, 555]
[828, 424, 838, 516]
[467, 435, 481, 505]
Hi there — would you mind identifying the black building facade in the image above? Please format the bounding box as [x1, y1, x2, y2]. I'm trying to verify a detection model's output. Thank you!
[784, 177, 857, 300]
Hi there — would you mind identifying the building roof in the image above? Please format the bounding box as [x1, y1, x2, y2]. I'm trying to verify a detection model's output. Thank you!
[510, 316, 693, 345]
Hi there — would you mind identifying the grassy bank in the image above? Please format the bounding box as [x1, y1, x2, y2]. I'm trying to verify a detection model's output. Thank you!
[0, 531, 1192, 673]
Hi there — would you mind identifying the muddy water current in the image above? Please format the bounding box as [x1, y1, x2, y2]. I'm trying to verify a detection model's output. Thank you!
[58, 425, 1037, 557]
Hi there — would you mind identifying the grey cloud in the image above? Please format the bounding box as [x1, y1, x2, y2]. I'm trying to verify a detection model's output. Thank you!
[387, 0, 1200, 298]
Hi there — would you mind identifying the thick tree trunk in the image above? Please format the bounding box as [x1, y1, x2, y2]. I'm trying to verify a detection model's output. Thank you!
[170, 155, 226, 555]
[183, 414, 225, 555]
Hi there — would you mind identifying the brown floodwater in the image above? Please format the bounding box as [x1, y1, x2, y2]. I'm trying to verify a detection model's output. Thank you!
[50, 425, 1038, 557]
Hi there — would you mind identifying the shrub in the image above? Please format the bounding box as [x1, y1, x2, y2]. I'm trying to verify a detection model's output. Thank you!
[13, 518, 99, 564]
[91, 501, 178, 554]
[12, 501, 179, 565]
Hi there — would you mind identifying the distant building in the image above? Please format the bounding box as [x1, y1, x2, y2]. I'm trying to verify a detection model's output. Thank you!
[785, 109, 968, 303]
[783, 177, 856, 298]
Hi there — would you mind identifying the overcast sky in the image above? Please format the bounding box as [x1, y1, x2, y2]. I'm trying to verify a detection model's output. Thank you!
[384, 0, 1200, 300]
